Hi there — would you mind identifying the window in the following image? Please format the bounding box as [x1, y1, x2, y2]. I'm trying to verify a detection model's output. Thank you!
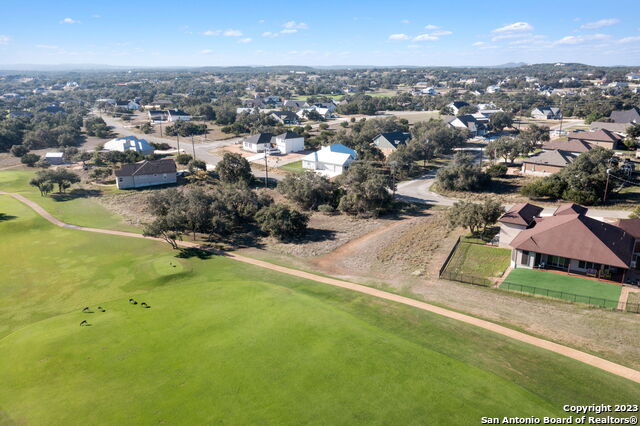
[521, 250, 529, 266]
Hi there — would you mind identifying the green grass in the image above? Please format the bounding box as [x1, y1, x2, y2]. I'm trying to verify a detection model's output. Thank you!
[1, 195, 639, 423]
[501, 269, 623, 309]
[445, 242, 511, 279]
[0, 170, 138, 232]
[278, 160, 304, 173]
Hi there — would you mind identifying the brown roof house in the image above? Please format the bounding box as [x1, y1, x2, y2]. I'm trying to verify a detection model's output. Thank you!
[567, 129, 622, 150]
[521, 149, 576, 175]
[507, 203, 639, 282]
[541, 139, 592, 155]
[115, 159, 177, 189]
[497, 203, 544, 248]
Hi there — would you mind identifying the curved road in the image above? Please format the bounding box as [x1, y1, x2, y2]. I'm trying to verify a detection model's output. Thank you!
[2, 190, 639, 384]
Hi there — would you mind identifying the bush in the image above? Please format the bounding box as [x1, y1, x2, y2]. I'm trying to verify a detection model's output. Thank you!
[151, 142, 171, 150]
[318, 204, 336, 215]
[215, 153, 253, 185]
[486, 163, 508, 177]
[255, 204, 309, 241]
[21, 153, 41, 167]
[10, 145, 29, 157]
[436, 152, 490, 191]
[278, 172, 340, 210]
[176, 153, 193, 165]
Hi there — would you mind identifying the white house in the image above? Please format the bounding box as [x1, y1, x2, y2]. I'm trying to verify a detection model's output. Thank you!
[104, 136, 155, 155]
[626, 73, 640, 81]
[486, 85, 501, 93]
[242, 133, 274, 153]
[274, 131, 305, 154]
[115, 159, 177, 189]
[167, 109, 192, 122]
[302, 144, 357, 177]
[44, 152, 65, 165]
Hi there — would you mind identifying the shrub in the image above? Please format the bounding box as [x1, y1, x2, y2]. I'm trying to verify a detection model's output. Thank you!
[10, 145, 29, 157]
[486, 163, 507, 177]
[255, 204, 309, 241]
[176, 153, 193, 165]
[21, 153, 41, 167]
[278, 172, 340, 210]
[318, 204, 336, 215]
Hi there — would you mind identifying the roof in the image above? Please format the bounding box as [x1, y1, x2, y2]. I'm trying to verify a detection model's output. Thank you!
[542, 139, 592, 153]
[167, 109, 191, 117]
[45, 152, 64, 158]
[614, 219, 640, 239]
[610, 107, 640, 124]
[271, 111, 298, 120]
[510, 212, 635, 268]
[554, 203, 588, 216]
[449, 101, 469, 109]
[568, 129, 621, 143]
[498, 203, 543, 226]
[104, 136, 154, 153]
[276, 131, 301, 140]
[115, 159, 176, 177]
[532, 107, 561, 116]
[244, 132, 274, 145]
[302, 144, 357, 166]
[522, 149, 576, 168]
[374, 132, 411, 148]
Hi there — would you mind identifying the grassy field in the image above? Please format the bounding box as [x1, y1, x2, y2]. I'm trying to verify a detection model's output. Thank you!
[278, 160, 304, 173]
[0, 170, 138, 232]
[501, 269, 623, 309]
[1, 195, 639, 423]
[445, 242, 511, 279]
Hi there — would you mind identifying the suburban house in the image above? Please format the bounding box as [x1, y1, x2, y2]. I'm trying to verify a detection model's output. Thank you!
[104, 136, 155, 155]
[590, 121, 631, 135]
[44, 152, 65, 165]
[541, 138, 592, 155]
[270, 110, 300, 125]
[115, 159, 177, 190]
[503, 203, 639, 282]
[497, 203, 544, 248]
[167, 109, 192, 122]
[283, 100, 309, 110]
[372, 132, 412, 156]
[447, 101, 470, 115]
[148, 110, 168, 122]
[486, 85, 501, 94]
[448, 115, 487, 137]
[626, 73, 640, 81]
[115, 100, 140, 110]
[609, 107, 640, 125]
[313, 102, 337, 113]
[567, 129, 623, 150]
[242, 131, 305, 154]
[302, 144, 357, 177]
[297, 106, 333, 120]
[531, 107, 562, 120]
[521, 149, 576, 175]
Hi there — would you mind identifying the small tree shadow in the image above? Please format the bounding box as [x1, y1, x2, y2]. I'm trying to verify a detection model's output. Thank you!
[51, 188, 103, 202]
[0, 213, 17, 222]
[176, 247, 213, 259]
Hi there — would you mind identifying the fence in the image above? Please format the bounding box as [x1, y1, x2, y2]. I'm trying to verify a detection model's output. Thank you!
[501, 281, 640, 313]
[438, 236, 461, 277]
[439, 270, 492, 287]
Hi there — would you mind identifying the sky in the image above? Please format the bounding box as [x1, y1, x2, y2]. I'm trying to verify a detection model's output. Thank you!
[1, 0, 639, 68]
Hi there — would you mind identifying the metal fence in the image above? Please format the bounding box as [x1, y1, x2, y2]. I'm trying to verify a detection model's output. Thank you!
[438, 236, 461, 277]
[501, 281, 640, 313]
[439, 271, 492, 287]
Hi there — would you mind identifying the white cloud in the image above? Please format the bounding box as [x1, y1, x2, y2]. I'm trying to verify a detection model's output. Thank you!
[424, 24, 439, 30]
[258, 19, 265, 24]
[60, 17, 79, 24]
[492, 22, 533, 33]
[553, 33, 611, 45]
[202, 29, 221, 36]
[283, 21, 308, 30]
[200, 49, 214, 54]
[280, 29, 298, 34]
[36, 44, 59, 49]
[472, 41, 486, 47]
[0, 35, 10, 45]
[223, 29, 242, 37]
[491, 32, 531, 42]
[238, 37, 252, 44]
[413, 34, 438, 41]
[431, 30, 452, 36]
[388, 33, 410, 40]
[580, 18, 620, 30]
[401, 19, 410, 24]
[618, 36, 640, 44]
[262, 31, 278, 38]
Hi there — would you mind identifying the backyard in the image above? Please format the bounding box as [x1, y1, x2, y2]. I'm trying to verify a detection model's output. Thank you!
[501, 268, 623, 309]
[1, 194, 639, 423]
[443, 242, 511, 282]
[278, 160, 304, 173]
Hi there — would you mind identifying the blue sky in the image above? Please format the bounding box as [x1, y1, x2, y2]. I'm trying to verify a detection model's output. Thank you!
[1, 0, 639, 67]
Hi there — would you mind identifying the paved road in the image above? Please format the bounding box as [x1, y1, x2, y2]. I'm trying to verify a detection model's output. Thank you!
[3, 189, 640, 384]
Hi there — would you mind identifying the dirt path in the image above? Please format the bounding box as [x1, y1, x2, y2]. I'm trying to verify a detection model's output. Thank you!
[3, 190, 640, 384]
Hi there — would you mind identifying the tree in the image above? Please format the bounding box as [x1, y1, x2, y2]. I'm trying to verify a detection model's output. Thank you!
[449, 199, 504, 236]
[410, 119, 466, 161]
[337, 163, 394, 217]
[43, 169, 81, 193]
[436, 152, 490, 191]
[255, 204, 309, 241]
[485, 137, 522, 164]
[143, 215, 185, 249]
[10, 145, 28, 157]
[488, 112, 514, 132]
[144, 189, 187, 248]
[29, 175, 53, 196]
[215, 153, 253, 185]
[278, 172, 340, 210]
[176, 153, 193, 165]
[627, 124, 640, 140]
[187, 159, 207, 173]
[21, 153, 40, 167]
[520, 124, 550, 148]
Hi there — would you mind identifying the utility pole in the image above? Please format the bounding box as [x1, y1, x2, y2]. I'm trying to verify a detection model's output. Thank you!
[176, 133, 180, 154]
[558, 97, 565, 134]
[191, 134, 196, 159]
[264, 151, 269, 188]
[603, 168, 611, 203]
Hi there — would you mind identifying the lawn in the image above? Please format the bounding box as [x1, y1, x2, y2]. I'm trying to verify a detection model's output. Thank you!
[278, 160, 304, 173]
[1, 195, 639, 423]
[445, 242, 511, 279]
[0, 170, 139, 232]
[501, 268, 623, 309]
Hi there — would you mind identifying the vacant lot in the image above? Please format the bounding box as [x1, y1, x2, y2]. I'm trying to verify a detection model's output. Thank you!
[1, 195, 638, 423]
[501, 269, 622, 309]
[445, 242, 511, 279]
[278, 159, 303, 173]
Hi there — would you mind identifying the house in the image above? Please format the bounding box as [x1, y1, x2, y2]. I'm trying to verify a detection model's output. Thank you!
[497, 203, 544, 248]
[486, 85, 501, 94]
[609, 107, 640, 125]
[567, 129, 623, 150]
[146, 100, 173, 109]
[44, 152, 65, 165]
[448, 115, 487, 137]
[447, 101, 470, 115]
[167, 109, 192, 122]
[626, 73, 640, 81]
[297, 106, 333, 120]
[104, 136, 155, 155]
[283, 100, 309, 110]
[271, 110, 300, 125]
[507, 203, 638, 282]
[590, 121, 631, 135]
[313, 102, 337, 113]
[115, 159, 177, 190]
[372, 132, 412, 156]
[302, 144, 357, 177]
[541, 138, 592, 155]
[242, 131, 305, 154]
[521, 149, 576, 175]
[148, 110, 168, 122]
[531, 107, 562, 120]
